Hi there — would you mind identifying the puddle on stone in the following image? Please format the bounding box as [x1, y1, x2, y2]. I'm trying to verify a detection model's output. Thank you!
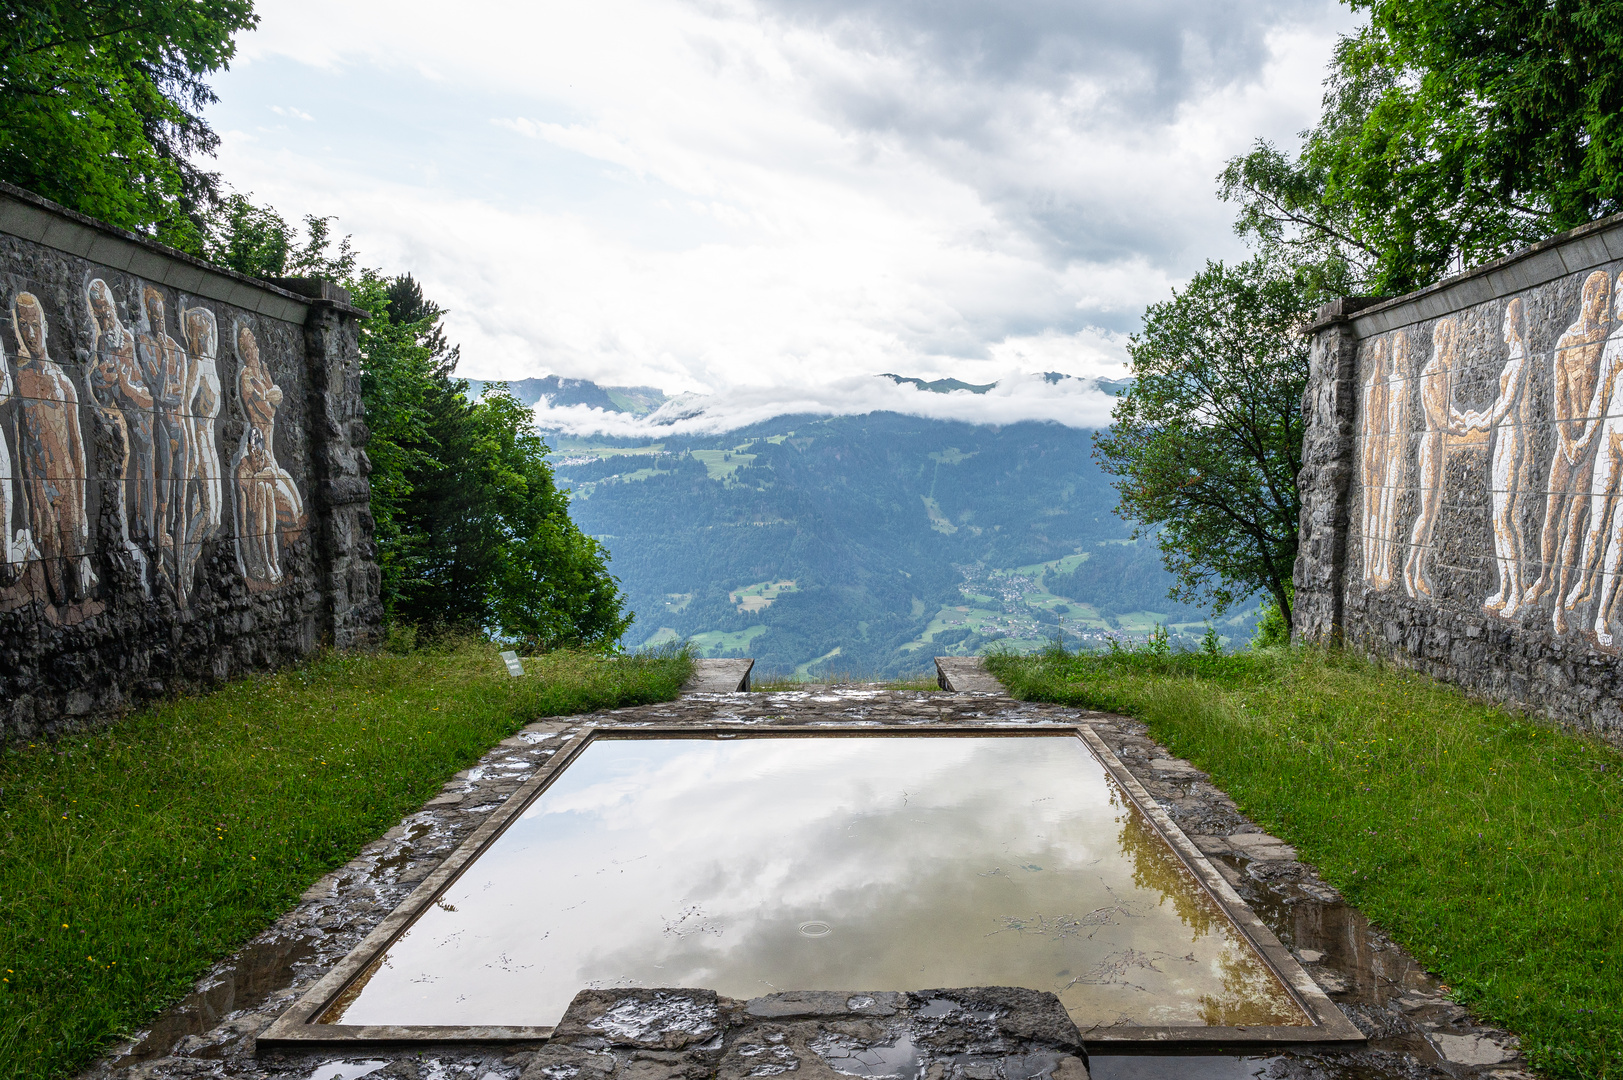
[1088, 1057, 1274, 1080]
[113, 933, 318, 1063]
[307, 1061, 390, 1080]
[323, 735, 1308, 1030]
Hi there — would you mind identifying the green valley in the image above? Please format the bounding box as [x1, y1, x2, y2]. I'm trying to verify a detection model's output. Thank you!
[548, 410, 1261, 676]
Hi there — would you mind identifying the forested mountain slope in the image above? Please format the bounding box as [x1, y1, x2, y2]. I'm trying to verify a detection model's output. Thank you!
[548, 411, 1260, 676]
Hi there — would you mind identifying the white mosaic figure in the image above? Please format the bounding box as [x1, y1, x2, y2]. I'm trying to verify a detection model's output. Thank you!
[232, 324, 305, 586]
[1460, 298, 1536, 618]
[0, 332, 37, 580]
[1360, 331, 1411, 589]
[136, 284, 193, 592]
[85, 278, 152, 590]
[1359, 336, 1392, 586]
[1372, 330, 1411, 587]
[1526, 270, 1612, 620]
[178, 305, 223, 600]
[13, 292, 95, 604]
[1404, 318, 1468, 599]
[1563, 274, 1623, 644]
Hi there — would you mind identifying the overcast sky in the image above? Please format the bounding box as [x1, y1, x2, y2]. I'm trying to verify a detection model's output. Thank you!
[208, 0, 1357, 417]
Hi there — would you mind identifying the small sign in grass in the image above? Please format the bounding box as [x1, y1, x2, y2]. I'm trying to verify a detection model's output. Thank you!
[0, 640, 691, 1080]
[986, 643, 1623, 1079]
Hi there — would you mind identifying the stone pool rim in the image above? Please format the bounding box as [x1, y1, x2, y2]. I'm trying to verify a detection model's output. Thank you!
[257, 724, 1366, 1053]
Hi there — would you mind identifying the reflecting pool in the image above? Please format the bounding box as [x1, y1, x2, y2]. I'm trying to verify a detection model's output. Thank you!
[325, 734, 1308, 1029]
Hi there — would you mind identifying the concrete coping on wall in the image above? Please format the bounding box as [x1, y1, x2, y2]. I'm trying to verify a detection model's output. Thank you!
[1304, 207, 1623, 339]
[682, 658, 755, 693]
[0, 181, 369, 326]
[935, 656, 1004, 693]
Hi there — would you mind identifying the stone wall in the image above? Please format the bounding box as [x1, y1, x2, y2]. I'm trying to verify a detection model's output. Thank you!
[0, 183, 381, 740]
[1295, 212, 1623, 736]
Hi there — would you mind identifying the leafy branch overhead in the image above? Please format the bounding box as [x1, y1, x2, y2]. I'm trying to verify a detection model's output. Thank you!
[1221, 0, 1623, 296]
[0, 0, 257, 251]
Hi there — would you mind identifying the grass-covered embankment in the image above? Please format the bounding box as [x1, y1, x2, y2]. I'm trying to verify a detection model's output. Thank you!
[986, 643, 1623, 1078]
[0, 639, 691, 1080]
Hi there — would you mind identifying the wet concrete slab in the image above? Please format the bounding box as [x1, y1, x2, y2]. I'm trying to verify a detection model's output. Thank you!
[78, 672, 1534, 1080]
[683, 659, 755, 693]
[935, 658, 1003, 693]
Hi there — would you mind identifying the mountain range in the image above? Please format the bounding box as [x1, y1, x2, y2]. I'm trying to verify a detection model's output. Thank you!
[465, 376, 668, 415]
[501, 373, 1260, 676]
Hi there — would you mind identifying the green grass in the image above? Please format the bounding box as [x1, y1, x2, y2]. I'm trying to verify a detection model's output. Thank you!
[986, 643, 1623, 1078]
[690, 624, 768, 656]
[0, 639, 692, 1080]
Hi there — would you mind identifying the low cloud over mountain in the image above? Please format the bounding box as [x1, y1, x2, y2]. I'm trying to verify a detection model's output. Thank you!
[514, 370, 1124, 436]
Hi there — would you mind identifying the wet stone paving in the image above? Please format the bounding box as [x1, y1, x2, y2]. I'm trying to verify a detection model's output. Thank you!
[81, 673, 1534, 1080]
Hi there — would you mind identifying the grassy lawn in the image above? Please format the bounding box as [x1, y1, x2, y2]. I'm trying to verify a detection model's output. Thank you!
[0, 640, 691, 1080]
[986, 643, 1623, 1079]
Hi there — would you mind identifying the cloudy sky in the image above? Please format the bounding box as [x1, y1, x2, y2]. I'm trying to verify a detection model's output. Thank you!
[207, 0, 1357, 423]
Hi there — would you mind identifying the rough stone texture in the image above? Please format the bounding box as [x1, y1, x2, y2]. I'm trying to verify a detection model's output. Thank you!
[1296, 211, 1623, 737]
[0, 186, 380, 740]
[521, 986, 1090, 1080]
[286, 279, 382, 651]
[1293, 310, 1364, 644]
[80, 680, 1530, 1080]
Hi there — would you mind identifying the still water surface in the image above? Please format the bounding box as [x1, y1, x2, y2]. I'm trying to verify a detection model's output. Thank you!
[326, 734, 1307, 1029]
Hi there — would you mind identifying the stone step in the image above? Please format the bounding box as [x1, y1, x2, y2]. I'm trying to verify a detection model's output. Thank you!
[682, 657, 755, 693]
[934, 656, 1004, 693]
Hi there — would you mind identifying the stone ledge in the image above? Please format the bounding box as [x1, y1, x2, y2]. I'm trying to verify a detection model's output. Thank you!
[682, 658, 755, 694]
[521, 985, 1092, 1080]
[935, 656, 1004, 693]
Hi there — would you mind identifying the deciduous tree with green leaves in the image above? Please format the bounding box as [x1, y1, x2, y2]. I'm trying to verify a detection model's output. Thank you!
[1221, 0, 1623, 296]
[0, 0, 257, 251]
[1095, 256, 1321, 629]
[206, 203, 631, 649]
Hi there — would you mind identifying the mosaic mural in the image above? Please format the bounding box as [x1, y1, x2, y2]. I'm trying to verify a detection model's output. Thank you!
[1351, 265, 1623, 648]
[0, 273, 308, 618]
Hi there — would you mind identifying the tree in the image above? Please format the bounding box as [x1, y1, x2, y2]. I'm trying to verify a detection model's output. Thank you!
[1221, 0, 1623, 296]
[0, 0, 257, 251]
[1094, 256, 1320, 627]
[204, 201, 632, 648]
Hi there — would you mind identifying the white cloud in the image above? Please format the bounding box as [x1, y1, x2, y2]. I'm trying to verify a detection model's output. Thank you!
[523, 371, 1121, 437]
[267, 104, 313, 121]
[209, 0, 1357, 404]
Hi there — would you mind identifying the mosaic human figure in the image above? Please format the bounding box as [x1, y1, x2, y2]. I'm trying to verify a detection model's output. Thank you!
[0, 335, 37, 581]
[12, 293, 95, 604]
[1561, 273, 1623, 643]
[135, 285, 192, 585]
[1460, 298, 1537, 617]
[178, 305, 223, 597]
[1360, 333, 1412, 589]
[233, 325, 305, 585]
[1525, 270, 1614, 616]
[1404, 318, 1468, 599]
[1375, 332, 1412, 575]
[85, 279, 154, 585]
[1359, 336, 1392, 585]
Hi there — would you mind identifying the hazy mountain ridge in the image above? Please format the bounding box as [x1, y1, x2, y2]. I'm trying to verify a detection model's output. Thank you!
[466, 376, 668, 415]
[546, 409, 1257, 676]
[471, 371, 1135, 436]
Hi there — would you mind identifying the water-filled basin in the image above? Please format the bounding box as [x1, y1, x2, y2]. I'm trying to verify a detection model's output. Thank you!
[324, 733, 1308, 1029]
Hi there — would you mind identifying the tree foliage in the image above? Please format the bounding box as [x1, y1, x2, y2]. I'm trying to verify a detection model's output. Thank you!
[206, 206, 632, 650]
[1095, 256, 1317, 626]
[0, 0, 256, 251]
[1222, 0, 1623, 296]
